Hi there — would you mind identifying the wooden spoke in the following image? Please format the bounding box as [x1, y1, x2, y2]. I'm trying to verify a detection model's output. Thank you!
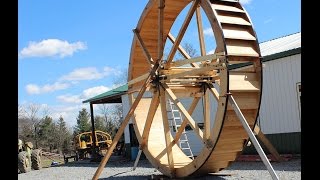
[160, 86, 175, 173]
[93, 73, 152, 180]
[173, 97, 201, 143]
[127, 73, 149, 86]
[203, 85, 210, 140]
[158, 0, 165, 60]
[170, 53, 224, 67]
[207, 83, 220, 101]
[141, 92, 160, 147]
[161, 83, 204, 141]
[196, 6, 206, 56]
[133, 29, 155, 65]
[166, 0, 200, 65]
[167, 32, 198, 67]
[165, 65, 221, 81]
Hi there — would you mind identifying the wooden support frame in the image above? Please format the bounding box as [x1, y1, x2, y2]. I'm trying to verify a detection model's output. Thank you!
[196, 6, 206, 56]
[167, 32, 198, 68]
[141, 92, 160, 147]
[170, 53, 224, 67]
[133, 29, 155, 65]
[166, 0, 200, 65]
[164, 65, 221, 81]
[203, 84, 211, 140]
[105, 0, 264, 178]
[160, 86, 175, 175]
[254, 125, 285, 162]
[229, 95, 279, 180]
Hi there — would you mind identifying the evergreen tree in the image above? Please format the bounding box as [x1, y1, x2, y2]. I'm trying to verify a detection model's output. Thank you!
[38, 115, 56, 151]
[74, 108, 91, 134]
[56, 116, 69, 153]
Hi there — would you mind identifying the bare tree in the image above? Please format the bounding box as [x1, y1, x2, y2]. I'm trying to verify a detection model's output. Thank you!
[98, 104, 110, 125]
[24, 103, 41, 148]
[112, 68, 128, 86]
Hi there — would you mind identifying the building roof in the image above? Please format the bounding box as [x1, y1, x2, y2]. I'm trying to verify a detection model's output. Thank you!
[83, 32, 301, 104]
[260, 32, 301, 57]
[82, 84, 127, 104]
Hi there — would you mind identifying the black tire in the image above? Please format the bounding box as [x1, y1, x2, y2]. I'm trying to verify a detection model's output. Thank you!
[18, 151, 31, 173]
[31, 149, 42, 170]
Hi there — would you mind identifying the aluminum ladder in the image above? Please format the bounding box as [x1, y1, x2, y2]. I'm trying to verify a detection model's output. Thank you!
[167, 99, 194, 160]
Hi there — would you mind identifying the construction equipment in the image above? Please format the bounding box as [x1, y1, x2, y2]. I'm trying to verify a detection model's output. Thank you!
[18, 139, 42, 173]
[74, 130, 112, 160]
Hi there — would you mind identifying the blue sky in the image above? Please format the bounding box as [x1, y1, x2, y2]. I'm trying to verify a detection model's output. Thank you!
[18, 0, 300, 127]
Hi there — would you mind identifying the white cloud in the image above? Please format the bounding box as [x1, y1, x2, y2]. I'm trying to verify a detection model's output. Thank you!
[26, 82, 70, 95]
[240, 0, 252, 5]
[19, 39, 87, 58]
[25, 66, 119, 95]
[50, 104, 89, 127]
[264, 18, 273, 24]
[103, 66, 122, 76]
[57, 86, 110, 104]
[60, 67, 104, 81]
[57, 95, 82, 104]
[82, 86, 111, 99]
[203, 28, 214, 37]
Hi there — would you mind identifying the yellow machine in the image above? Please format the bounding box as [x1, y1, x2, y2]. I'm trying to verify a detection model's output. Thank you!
[74, 130, 112, 159]
[18, 139, 42, 173]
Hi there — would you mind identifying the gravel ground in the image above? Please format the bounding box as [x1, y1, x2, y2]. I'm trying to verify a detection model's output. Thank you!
[18, 156, 301, 180]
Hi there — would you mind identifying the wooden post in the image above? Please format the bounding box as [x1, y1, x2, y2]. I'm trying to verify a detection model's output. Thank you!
[92, 76, 151, 180]
[160, 86, 175, 176]
[203, 85, 210, 140]
[196, 6, 206, 56]
[254, 125, 285, 162]
[229, 95, 279, 180]
[166, 0, 199, 65]
[90, 103, 98, 160]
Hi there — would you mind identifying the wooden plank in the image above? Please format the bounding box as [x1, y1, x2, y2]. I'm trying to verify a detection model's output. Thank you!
[165, 65, 221, 80]
[167, 0, 199, 64]
[127, 73, 149, 86]
[226, 92, 259, 110]
[196, 6, 206, 56]
[222, 25, 256, 41]
[226, 39, 259, 57]
[158, 0, 165, 60]
[161, 83, 204, 141]
[133, 29, 155, 65]
[207, 83, 219, 101]
[167, 32, 198, 68]
[159, 86, 175, 174]
[92, 74, 151, 180]
[204, 85, 211, 140]
[254, 126, 285, 162]
[170, 53, 224, 67]
[212, 3, 244, 13]
[141, 93, 160, 147]
[218, 13, 251, 26]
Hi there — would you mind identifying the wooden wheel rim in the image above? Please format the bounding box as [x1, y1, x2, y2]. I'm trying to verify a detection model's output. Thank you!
[128, 0, 262, 177]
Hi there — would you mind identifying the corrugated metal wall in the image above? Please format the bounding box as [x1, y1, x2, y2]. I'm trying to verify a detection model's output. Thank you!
[259, 54, 301, 134]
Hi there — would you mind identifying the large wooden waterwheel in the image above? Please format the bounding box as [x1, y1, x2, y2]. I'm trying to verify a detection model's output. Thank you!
[94, 0, 262, 179]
